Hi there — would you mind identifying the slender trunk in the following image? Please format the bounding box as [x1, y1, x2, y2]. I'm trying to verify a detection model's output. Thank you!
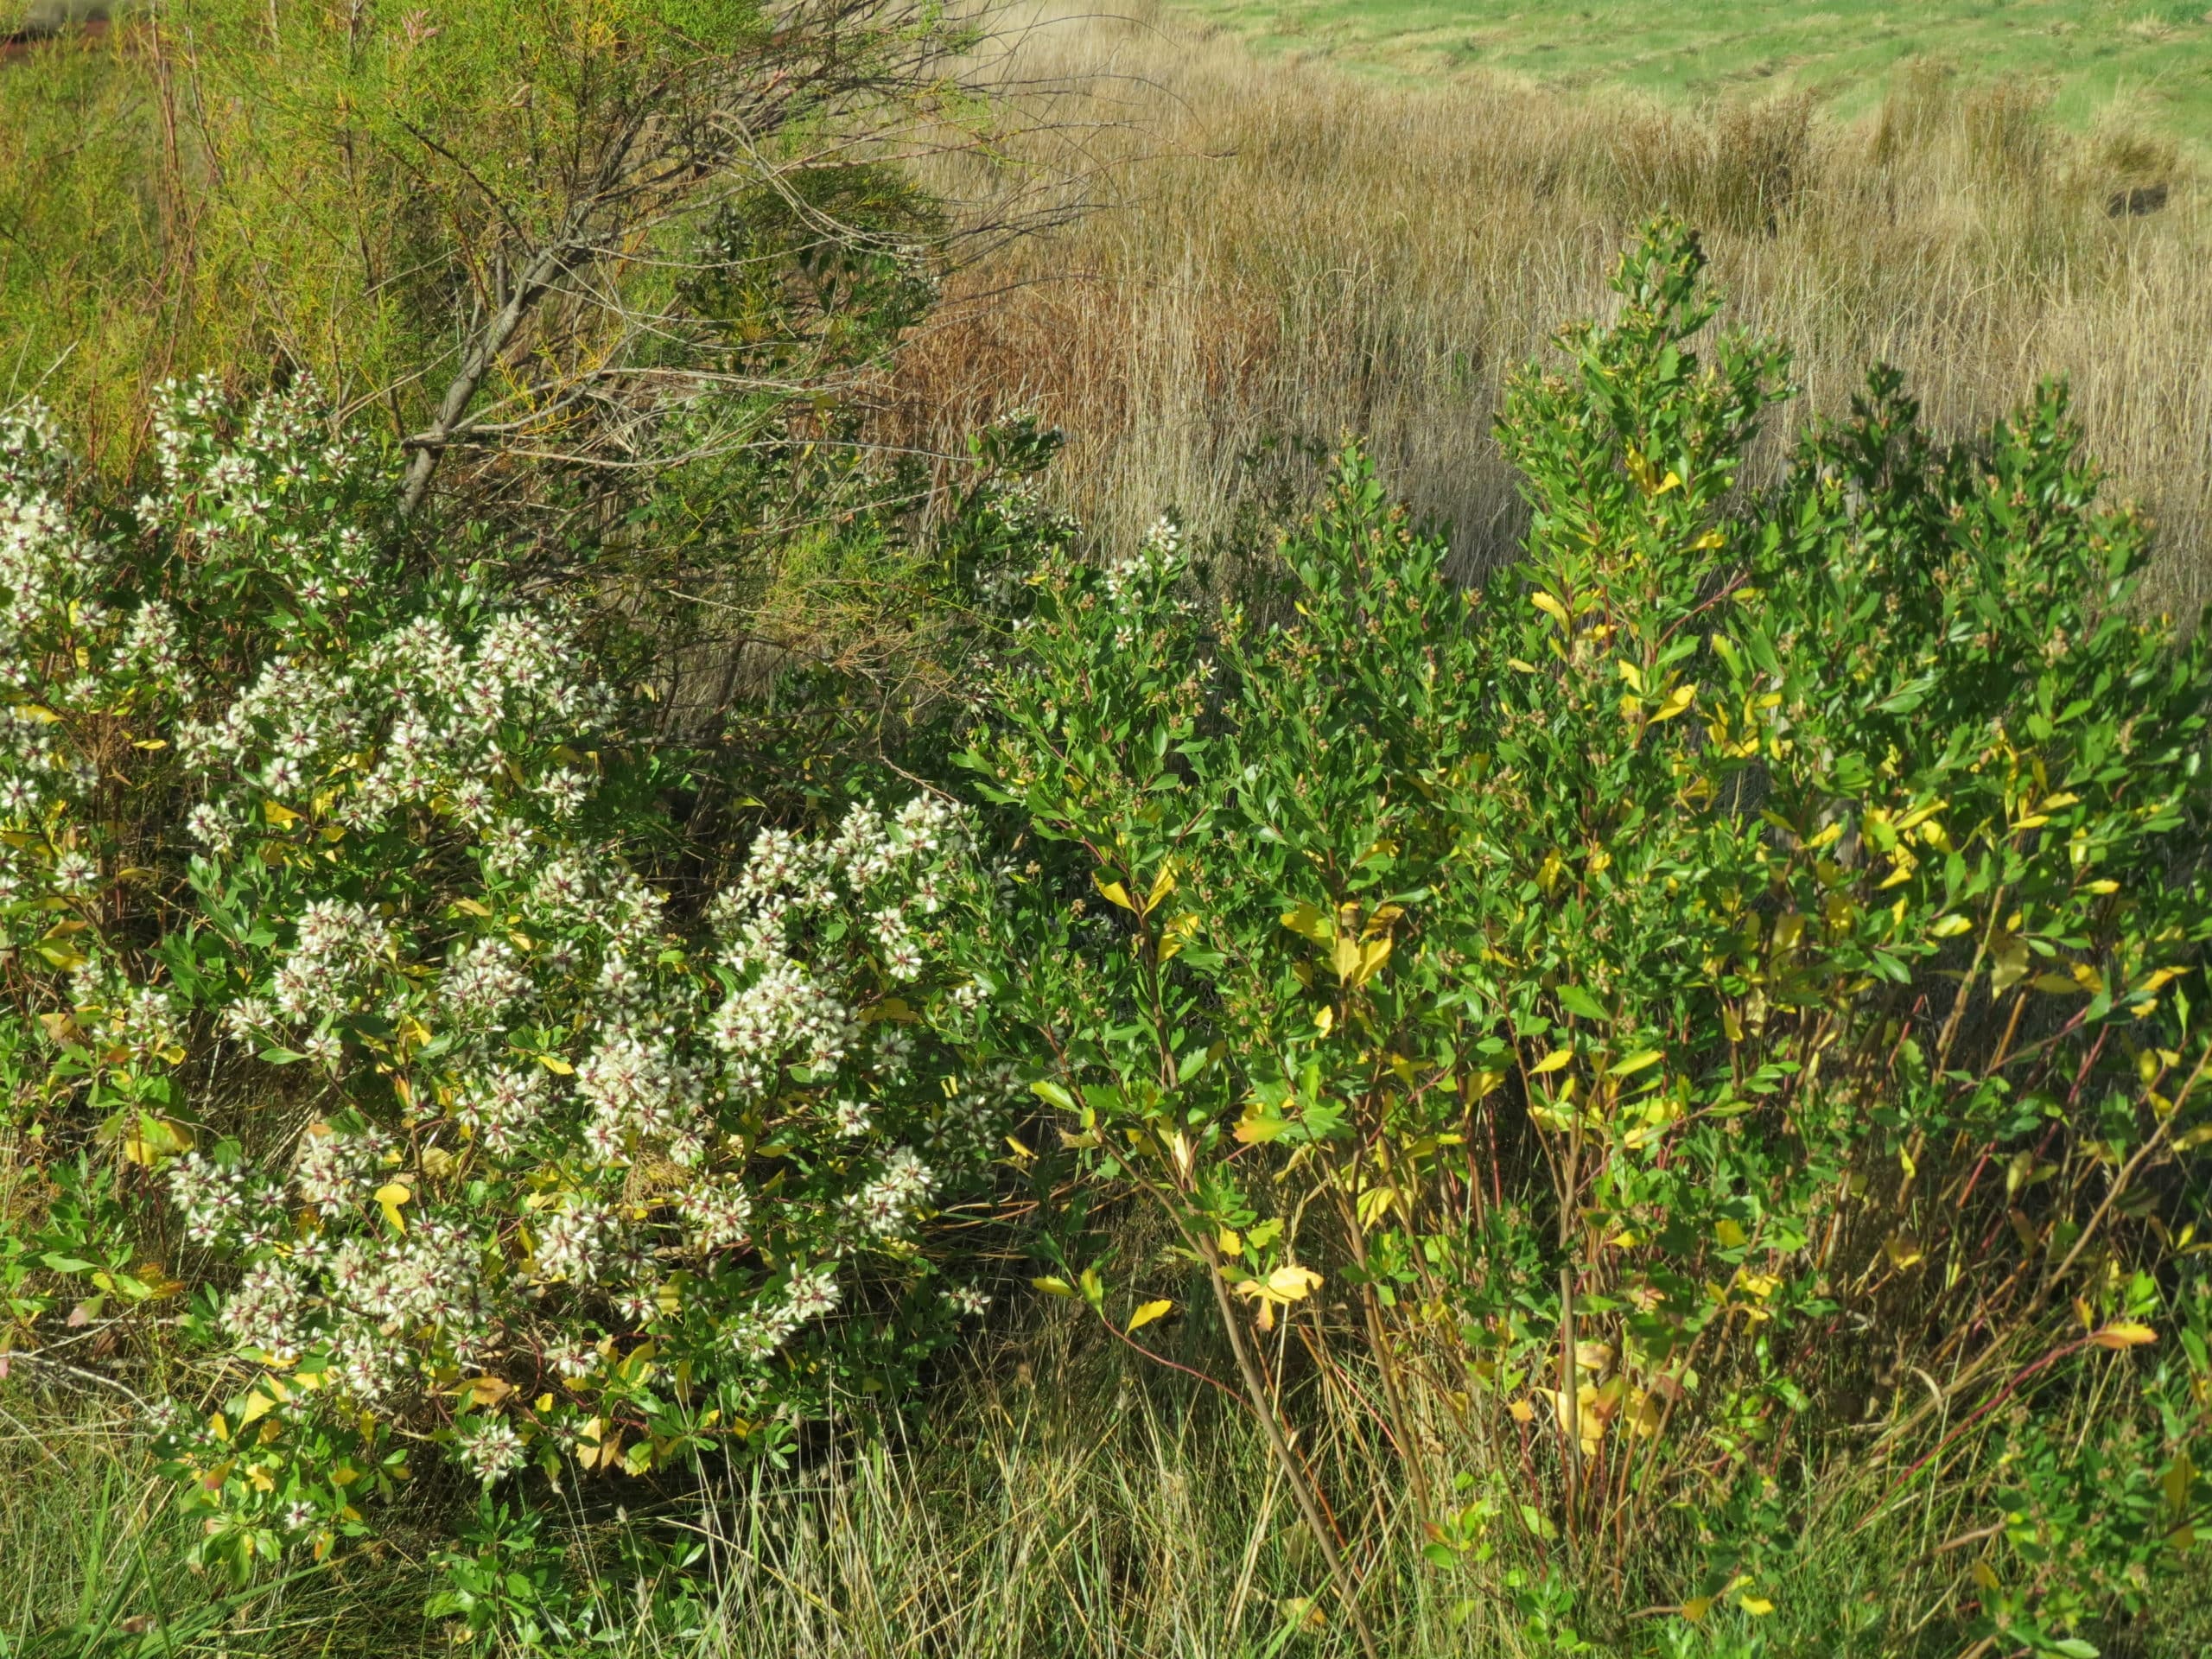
[397, 232, 581, 518]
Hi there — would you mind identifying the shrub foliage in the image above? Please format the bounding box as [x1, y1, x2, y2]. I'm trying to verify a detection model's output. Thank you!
[2, 221, 2209, 1654]
[961, 225, 2212, 1651]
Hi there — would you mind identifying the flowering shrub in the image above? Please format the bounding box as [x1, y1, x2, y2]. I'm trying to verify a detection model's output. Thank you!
[963, 224, 2212, 1651]
[0, 380, 1018, 1584]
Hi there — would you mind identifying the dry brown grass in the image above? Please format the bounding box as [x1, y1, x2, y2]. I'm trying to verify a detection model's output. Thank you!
[893, 6, 2212, 605]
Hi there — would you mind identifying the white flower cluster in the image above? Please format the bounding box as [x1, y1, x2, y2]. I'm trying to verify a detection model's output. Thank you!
[577, 1035, 709, 1166]
[727, 1267, 842, 1361]
[706, 798, 969, 1095]
[165, 1152, 286, 1249]
[848, 1147, 936, 1237]
[176, 606, 613, 838]
[292, 1122, 391, 1216]
[269, 899, 391, 1027]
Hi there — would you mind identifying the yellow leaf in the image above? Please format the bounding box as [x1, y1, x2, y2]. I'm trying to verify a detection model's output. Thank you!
[1313, 1004, 1336, 1038]
[1531, 591, 1570, 626]
[1714, 1217, 1747, 1248]
[1158, 912, 1201, 962]
[1264, 1265, 1323, 1301]
[1093, 873, 1134, 911]
[1128, 1300, 1173, 1334]
[1681, 1597, 1711, 1624]
[536, 1053, 575, 1075]
[1280, 901, 1332, 944]
[1508, 1398, 1535, 1424]
[1722, 1007, 1745, 1043]
[1530, 1048, 1572, 1076]
[1235, 1105, 1289, 1144]
[454, 1376, 513, 1408]
[1617, 659, 1645, 693]
[2091, 1322, 2158, 1350]
[375, 1182, 411, 1235]
[238, 1391, 276, 1427]
[262, 799, 301, 828]
[1739, 1596, 1774, 1617]
[1608, 1049, 1664, 1080]
[1649, 683, 1697, 723]
[1031, 1276, 1075, 1298]
[1883, 1232, 1923, 1270]
[1144, 865, 1177, 912]
[1217, 1229, 1244, 1259]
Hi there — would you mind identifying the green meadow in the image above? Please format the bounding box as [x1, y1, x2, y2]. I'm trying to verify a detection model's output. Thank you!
[1173, 0, 2212, 132]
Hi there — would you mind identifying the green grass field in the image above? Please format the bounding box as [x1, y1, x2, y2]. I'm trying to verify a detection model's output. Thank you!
[1171, 0, 2212, 132]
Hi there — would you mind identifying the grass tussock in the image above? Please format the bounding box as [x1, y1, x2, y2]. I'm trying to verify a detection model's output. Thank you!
[13, 1310, 2212, 1657]
[894, 6, 2212, 607]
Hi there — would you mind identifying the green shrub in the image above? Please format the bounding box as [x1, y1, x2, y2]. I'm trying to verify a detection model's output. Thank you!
[963, 220, 2212, 1654]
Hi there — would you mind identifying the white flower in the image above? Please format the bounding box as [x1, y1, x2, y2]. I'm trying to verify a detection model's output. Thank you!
[944, 1284, 992, 1318]
[456, 1414, 525, 1483]
[785, 1267, 841, 1322]
[536, 1201, 613, 1283]
[848, 1148, 936, 1238]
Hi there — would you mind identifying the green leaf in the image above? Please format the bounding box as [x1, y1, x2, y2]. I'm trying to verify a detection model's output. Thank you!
[1556, 985, 1608, 1022]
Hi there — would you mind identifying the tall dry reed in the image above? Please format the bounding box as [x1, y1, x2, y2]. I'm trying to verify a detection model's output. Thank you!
[894, 7, 2212, 605]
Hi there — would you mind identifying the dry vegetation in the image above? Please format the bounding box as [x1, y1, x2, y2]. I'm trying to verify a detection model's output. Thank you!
[895, 4, 2212, 606]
